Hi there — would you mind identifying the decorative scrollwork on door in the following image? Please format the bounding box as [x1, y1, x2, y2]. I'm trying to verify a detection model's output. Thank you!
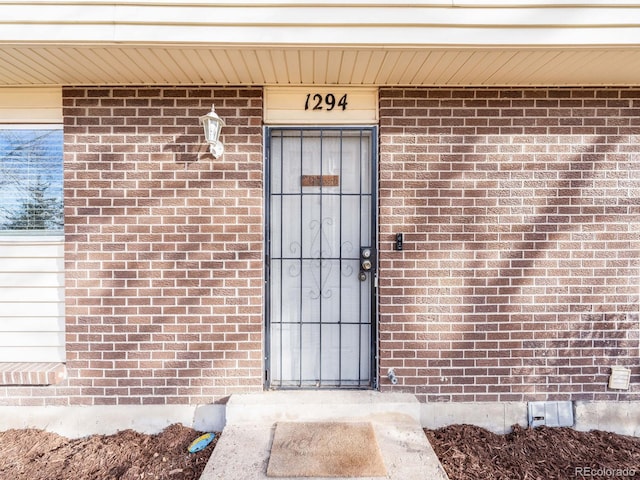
[308, 259, 334, 300]
[309, 217, 333, 258]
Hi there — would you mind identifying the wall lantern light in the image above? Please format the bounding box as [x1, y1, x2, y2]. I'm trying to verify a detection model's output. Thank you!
[199, 104, 225, 158]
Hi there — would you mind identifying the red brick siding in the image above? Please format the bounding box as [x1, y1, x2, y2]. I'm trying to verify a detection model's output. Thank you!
[0, 86, 264, 406]
[378, 88, 640, 402]
[2, 86, 639, 407]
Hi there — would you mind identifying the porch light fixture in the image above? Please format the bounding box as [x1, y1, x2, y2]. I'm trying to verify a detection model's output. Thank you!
[200, 104, 225, 158]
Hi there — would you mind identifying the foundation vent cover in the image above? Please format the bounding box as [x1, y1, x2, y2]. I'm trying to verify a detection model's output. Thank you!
[608, 366, 631, 390]
[527, 401, 574, 428]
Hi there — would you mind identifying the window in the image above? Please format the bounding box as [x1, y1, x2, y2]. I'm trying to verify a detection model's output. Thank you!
[0, 127, 63, 233]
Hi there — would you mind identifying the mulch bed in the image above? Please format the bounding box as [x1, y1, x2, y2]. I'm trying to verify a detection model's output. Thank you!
[426, 424, 640, 480]
[0, 424, 217, 480]
[2, 422, 640, 480]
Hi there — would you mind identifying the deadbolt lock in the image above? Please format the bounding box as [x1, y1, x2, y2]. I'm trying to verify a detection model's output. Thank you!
[360, 247, 374, 273]
[359, 246, 374, 280]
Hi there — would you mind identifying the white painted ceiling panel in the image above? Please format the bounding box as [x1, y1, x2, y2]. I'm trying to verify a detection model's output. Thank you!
[1, 45, 640, 86]
[337, 50, 356, 85]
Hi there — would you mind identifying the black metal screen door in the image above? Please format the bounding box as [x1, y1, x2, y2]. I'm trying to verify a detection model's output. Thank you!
[266, 127, 376, 388]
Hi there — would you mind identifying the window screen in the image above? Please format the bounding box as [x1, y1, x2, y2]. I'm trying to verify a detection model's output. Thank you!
[0, 127, 63, 233]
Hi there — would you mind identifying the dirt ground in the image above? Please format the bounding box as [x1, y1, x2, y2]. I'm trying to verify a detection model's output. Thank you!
[426, 424, 640, 480]
[2, 423, 640, 480]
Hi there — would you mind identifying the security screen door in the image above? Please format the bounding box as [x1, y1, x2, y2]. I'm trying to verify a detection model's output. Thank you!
[266, 127, 376, 388]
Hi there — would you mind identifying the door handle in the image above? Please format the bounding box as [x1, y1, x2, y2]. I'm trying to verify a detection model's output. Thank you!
[360, 247, 374, 280]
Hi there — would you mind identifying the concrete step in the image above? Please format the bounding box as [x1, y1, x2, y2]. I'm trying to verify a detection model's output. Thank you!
[225, 390, 421, 425]
[199, 391, 450, 480]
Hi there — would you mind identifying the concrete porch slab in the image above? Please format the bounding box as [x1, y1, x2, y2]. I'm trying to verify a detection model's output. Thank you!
[199, 391, 449, 480]
[225, 390, 422, 425]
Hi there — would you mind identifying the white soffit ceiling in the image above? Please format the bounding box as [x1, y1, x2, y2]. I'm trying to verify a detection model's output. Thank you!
[0, 1, 640, 86]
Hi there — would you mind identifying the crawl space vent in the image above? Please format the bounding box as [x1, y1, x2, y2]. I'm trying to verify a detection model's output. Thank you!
[528, 401, 574, 428]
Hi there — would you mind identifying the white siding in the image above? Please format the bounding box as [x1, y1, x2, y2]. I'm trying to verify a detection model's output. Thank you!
[2, 2, 640, 46]
[0, 88, 62, 123]
[0, 236, 65, 362]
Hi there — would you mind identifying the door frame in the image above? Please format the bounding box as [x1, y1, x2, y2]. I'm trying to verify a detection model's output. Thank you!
[263, 125, 379, 389]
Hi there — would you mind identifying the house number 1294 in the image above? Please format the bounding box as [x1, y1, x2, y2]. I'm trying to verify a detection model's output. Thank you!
[304, 93, 348, 111]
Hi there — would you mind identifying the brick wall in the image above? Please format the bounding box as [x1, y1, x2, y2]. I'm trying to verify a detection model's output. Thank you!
[379, 88, 640, 402]
[3, 85, 639, 408]
[0, 86, 264, 405]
